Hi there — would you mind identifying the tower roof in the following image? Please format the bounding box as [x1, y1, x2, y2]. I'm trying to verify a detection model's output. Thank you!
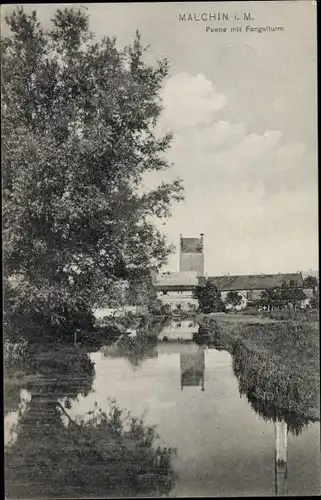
[180, 237, 203, 253]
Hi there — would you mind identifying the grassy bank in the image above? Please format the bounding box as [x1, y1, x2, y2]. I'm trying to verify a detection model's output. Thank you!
[198, 313, 320, 430]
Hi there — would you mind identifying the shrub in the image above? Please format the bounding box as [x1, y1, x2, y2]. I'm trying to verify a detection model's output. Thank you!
[193, 280, 226, 313]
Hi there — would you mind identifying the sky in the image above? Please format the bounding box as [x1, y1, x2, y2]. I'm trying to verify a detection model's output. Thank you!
[1, 1, 318, 276]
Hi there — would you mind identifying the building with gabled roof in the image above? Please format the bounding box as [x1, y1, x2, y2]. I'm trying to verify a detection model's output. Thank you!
[200, 272, 303, 292]
[154, 234, 309, 310]
[200, 272, 304, 308]
[154, 270, 199, 311]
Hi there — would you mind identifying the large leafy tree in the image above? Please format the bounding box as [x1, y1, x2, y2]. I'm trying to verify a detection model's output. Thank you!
[193, 280, 225, 314]
[303, 275, 318, 296]
[2, 8, 183, 340]
[225, 290, 243, 309]
[279, 281, 306, 310]
[259, 282, 306, 311]
[259, 287, 281, 310]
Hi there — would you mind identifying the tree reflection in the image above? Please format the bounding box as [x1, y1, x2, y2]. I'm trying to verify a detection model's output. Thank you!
[102, 333, 158, 368]
[5, 346, 176, 498]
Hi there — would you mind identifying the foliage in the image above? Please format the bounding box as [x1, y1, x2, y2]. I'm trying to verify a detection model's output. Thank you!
[193, 280, 226, 314]
[4, 274, 97, 345]
[125, 274, 159, 307]
[259, 287, 280, 309]
[4, 338, 31, 414]
[310, 296, 319, 309]
[94, 281, 129, 308]
[199, 315, 319, 434]
[303, 275, 318, 295]
[102, 334, 158, 367]
[94, 275, 159, 309]
[25, 347, 96, 403]
[147, 298, 167, 315]
[225, 290, 243, 308]
[259, 281, 306, 310]
[159, 303, 172, 315]
[196, 316, 230, 348]
[2, 7, 183, 343]
[232, 327, 319, 435]
[238, 305, 262, 316]
[279, 281, 306, 308]
[4, 346, 95, 419]
[260, 307, 316, 321]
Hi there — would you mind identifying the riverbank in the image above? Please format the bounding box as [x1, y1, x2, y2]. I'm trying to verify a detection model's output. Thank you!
[199, 313, 320, 424]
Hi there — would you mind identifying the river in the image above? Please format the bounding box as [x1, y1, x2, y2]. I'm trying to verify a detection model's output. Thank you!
[4, 320, 321, 497]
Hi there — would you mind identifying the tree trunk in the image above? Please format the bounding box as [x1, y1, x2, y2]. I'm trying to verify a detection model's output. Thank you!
[275, 421, 288, 496]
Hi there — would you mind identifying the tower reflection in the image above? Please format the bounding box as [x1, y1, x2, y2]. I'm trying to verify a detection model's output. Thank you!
[180, 347, 205, 391]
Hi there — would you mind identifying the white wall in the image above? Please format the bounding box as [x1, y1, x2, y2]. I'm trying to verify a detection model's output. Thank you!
[94, 306, 137, 319]
[157, 291, 198, 311]
[160, 320, 196, 341]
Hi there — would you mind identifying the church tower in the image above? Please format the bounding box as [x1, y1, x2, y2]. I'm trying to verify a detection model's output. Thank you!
[179, 233, 204, 277]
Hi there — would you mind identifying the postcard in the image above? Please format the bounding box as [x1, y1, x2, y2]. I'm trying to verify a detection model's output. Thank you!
[2, 1, 319, 498]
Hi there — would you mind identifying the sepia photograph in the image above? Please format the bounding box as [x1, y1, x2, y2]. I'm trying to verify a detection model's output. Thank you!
[2, 1, 319, 498]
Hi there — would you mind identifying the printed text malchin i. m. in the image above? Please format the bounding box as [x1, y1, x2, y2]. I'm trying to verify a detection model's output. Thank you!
[178, 13, 254, 22]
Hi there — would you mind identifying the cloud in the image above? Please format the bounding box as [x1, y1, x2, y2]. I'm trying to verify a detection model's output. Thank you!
[149, 72, 317, 274]
[159, 73, 227, 131]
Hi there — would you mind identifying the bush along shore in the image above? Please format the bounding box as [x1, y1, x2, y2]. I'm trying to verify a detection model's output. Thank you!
[197, 314, 320, 433]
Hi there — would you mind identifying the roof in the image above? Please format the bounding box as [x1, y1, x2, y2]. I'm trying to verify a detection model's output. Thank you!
[202, 273, 303, 291]
[155, 284, 198, 292]
[181, 237, 202, 253]
[155, 271, 198, 288]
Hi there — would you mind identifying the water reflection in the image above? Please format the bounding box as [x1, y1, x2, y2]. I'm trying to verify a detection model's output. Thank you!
[230, 339, 319, 497]
[159, 320, 197, 342]
[180, 347, 205, 391]
[5, 345, 177, 498]
[75, 328, 319, 497]
[5, 347, 96, 497]
[193, 323, 320, 497]
[4, 320, 320, 498]
[194, 324, 319, 436]
[4, 370, 29, 416]
[102, 334, 158, 368]
[5, 389, 31, 447]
